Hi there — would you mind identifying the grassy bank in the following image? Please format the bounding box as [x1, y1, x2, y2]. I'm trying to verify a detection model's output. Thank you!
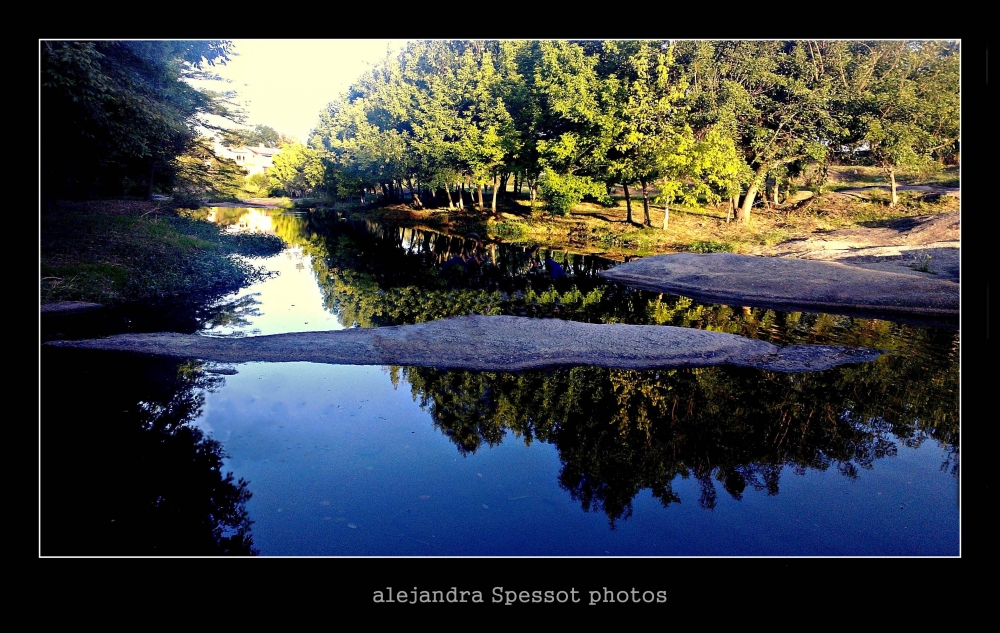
[328, 165, 959, 259]
[41, 199, 285, 305]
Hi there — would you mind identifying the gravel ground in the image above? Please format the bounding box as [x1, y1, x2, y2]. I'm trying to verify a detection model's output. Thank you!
[46, 315, 885, 373]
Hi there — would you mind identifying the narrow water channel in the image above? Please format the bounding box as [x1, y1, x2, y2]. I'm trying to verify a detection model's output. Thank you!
[39, 207, 959, 556]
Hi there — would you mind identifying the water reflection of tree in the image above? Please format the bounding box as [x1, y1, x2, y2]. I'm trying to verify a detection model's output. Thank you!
[267, 208, 958, 524]
[394, 337, 958, 526]
[199, 293, 264, 335]
[41, 348, 257, 555]
[264, 210, 957, 349]
[267, 210, 620, 327]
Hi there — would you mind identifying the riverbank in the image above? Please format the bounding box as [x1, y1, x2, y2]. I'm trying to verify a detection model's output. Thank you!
[40, 164, 959, 310]
[327, 166, 959, 262]
[41, 199, 284, 306]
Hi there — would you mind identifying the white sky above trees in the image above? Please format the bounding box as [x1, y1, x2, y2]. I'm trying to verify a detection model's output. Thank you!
[201, 39, 409, 144]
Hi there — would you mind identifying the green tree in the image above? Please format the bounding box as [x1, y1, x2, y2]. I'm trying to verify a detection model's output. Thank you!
[609, 41, 693, 227]
[679, 41, 834, 223]
[41, 40, 234, 200]
[268, 142, 323, 197]
[243, 172, 272, 197]
[830, 40, 959, 206]
[220, 124, 286, 148]
[529, 41, 609, 215]
[172, 136, 247, 200]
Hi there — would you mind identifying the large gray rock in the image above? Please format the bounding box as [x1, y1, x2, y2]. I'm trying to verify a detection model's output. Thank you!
[600, 252, 958, 320]
[46, 315, 884, 373]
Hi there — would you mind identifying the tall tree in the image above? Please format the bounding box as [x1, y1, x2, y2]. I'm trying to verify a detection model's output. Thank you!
[269, 142, 324, 198]
[531, 40, 609, 215]
[829, 40, 960, 206]
[172, 136, 247, 200]
[41, 40, 234, 200]
[605, 41, 691, 227]
[220, 124, 285, 148]
[681, 41, 834, 223]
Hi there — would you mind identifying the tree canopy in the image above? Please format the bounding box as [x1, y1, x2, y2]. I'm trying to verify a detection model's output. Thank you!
[42, 40, 958, 220]
[304, 40, 957, 222]
[41, 40, 235, 200]
[829, 40, 960, 206]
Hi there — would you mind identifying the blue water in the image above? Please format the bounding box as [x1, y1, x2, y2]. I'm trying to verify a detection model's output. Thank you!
[40, 208, 959, 557]
[182, 219, 958, 556]
[192, 358, 957, 556]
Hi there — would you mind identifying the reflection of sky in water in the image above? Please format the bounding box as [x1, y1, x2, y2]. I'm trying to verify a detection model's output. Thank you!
[193, 361, 958, 556]
[196, 363, 577, 556]
[188, 207, 958, 556]
[207, 208, 275, 234]
[202, 246, 342, 337]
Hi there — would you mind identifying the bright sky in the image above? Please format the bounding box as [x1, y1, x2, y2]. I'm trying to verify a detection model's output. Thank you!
[202, 39, 409, 143]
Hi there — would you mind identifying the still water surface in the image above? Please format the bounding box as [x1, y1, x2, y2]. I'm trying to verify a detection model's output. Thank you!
[40, 207, 959, 556]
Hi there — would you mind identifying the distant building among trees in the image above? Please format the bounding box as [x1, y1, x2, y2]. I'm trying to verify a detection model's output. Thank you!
[214, 143, 282, 176]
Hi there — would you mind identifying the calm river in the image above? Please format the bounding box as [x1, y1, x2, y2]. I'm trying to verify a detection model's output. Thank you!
[40, 207, 959, 556]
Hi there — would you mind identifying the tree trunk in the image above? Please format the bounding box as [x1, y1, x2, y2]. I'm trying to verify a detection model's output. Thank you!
[146, 162, 156, 202]
[456, 183, 464, 210]
[623, 184, 634, 225]
[888, 168, 898, 207]
[477, 183, 484, 209]
[661, 203, 669, 230]
[640, 178, 651, 226]
[727, 197, 736, 222]
[407, 178, 423, 209]
[491, 175, 500, 213]
[738, 184, 759, 224]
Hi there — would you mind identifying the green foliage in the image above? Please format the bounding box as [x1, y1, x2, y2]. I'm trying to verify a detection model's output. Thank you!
[299, 39, 956, 226]
[688, 240, 734, 253]
[593, 192, 617, 207]
[910, 254, 934, 273]
[268, 142, 325, 197]
[173, 136, 247, 202]
[828, 41, 959, 205]
[41, 201, 282, 304]
[244, 172, 272, 197]
[220, 124, 288, 149]
[41, 40, 234, 200]
[490, 220, 529, 240]
[538, 170, 604, 216]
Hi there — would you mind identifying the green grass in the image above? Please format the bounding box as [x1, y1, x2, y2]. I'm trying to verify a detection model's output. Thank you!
[910, 254, 935, 273]
[825, 164, 959, 190]
[688, 240, 735, 253]
[489, 220, 529, 240]
[41, 200, 285, 305]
